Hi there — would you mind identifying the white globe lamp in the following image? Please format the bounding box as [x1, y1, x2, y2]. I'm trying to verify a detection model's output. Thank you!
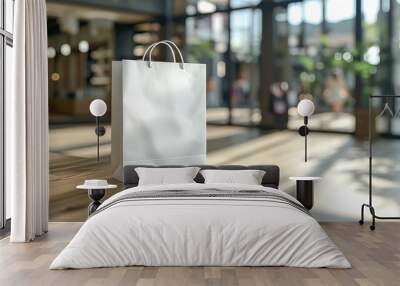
[297, 99, 315, 162]
[297, 99, 315, 117]
[89, 99, 107, 161]
[90, 99, 107, 117]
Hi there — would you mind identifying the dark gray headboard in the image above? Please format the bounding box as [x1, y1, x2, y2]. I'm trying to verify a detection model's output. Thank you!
[123, 165, 280, 189]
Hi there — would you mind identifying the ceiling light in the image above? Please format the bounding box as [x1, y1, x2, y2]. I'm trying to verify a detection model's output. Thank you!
[78, 40, 89, 53]
[48, 47, 56, 58]
[51, 72, 60, 81]
[60, 44, 71, 56]
[197, 1, 216, 14]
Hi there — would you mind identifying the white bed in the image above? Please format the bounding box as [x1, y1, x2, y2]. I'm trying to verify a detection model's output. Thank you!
[50, 183, 350, 269]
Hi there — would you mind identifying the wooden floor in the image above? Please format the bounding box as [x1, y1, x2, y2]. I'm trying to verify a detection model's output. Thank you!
[1, 222, 399, 286]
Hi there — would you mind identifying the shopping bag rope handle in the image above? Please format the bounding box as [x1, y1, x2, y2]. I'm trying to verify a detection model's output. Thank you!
[142, 40, 184, 69]
[142, 41, 176, 63]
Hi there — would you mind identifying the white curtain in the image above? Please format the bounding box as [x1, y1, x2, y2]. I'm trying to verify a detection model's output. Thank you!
[7, 0, 49, 242]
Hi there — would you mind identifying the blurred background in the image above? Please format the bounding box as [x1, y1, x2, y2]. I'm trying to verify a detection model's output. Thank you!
[47, 0, 400, 132]
[26, 0, 400, 221]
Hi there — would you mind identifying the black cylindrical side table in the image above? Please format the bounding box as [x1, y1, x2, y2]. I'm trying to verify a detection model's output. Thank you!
[289, 177, 321, 210]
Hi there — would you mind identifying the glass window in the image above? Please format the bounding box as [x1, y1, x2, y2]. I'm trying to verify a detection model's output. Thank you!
[185, 5, 262, 125]
[287, 0, 356, 133]
[304, 0, 322, 25]
[363, 0, 380, 28]
[230, 0, 260, 9]
[184, 0, 228, 14]
[288, 3, 303, 26]
[230, 8, 261, 125]
[288, 2, 302, 54]
[326, 0, 355, 48]
[1, 0, 13, 226]
[326, 0, 355, 23]
[304, 0, 322, 47]
[5, 44, 12, 220]
[186, 12, 230, 124]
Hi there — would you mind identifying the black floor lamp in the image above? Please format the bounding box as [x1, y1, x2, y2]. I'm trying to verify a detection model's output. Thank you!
[297, 99, 315, 162]
[89, 99, 107, 161]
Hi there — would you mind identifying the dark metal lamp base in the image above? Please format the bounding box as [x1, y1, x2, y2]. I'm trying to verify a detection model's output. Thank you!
[88, 189, 106, 215]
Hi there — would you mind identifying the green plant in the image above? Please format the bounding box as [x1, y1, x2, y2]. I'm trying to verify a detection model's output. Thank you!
[187, 40, 214, 63]
[295, 38, 378, 107]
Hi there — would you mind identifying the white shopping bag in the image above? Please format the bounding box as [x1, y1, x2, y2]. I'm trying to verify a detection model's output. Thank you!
[111, 40, 206, 180]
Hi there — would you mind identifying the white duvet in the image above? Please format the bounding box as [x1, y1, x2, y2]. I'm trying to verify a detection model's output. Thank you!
[50, 183, 350, 269]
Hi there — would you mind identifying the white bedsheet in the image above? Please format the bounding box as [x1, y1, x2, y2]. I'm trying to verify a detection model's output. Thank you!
[50, 183, 350, 269]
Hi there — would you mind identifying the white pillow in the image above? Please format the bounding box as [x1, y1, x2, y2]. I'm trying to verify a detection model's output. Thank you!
[135, 167, 200, 186]
[200, 169, 266, 185]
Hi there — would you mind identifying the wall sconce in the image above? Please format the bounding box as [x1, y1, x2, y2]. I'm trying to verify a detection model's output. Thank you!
[89, 99, 107, 162]
[297, 99, 315, 162]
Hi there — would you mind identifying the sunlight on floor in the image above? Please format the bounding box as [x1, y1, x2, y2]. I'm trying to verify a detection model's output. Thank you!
[49, 125, 400, 222]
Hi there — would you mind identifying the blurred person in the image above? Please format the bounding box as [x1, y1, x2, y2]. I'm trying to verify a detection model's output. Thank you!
[206, 78, 219, 107]
[231, 70, 250, 107]
[323, 71, 350, 112]
[275, 82, 289, 113]
[269, 82, 289, 129]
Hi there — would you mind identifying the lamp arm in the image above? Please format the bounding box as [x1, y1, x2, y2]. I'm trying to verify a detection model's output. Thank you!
[96, 116, 100, 162]
[305, 128, 307, 162]
[304, 116, 308, 162]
